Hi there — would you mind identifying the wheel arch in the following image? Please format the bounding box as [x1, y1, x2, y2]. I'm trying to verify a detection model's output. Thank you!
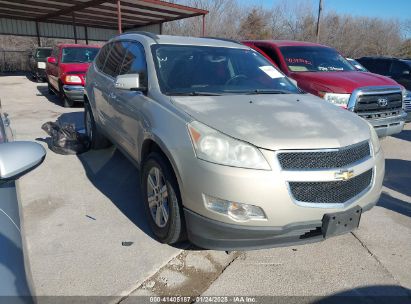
[140, 137, 183, 197]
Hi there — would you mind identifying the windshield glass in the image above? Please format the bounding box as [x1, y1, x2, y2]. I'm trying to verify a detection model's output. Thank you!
[151, 45, 300, 95]
[61, 47, 99, 63]
[280, 46, 356, 72]
[35, 49, 52, 58]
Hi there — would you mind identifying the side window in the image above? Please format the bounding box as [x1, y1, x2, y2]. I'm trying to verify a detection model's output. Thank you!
[120, 42, 148, 86]
[95, 43, 112, 71]
[102, 42, 127, 77]
[390, 61, 409, 76]
[257, 45, 281, 66]
[368, 59, 390, 75]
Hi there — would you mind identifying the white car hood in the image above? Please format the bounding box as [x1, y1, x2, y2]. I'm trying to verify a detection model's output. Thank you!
[171, 93, 371, 150]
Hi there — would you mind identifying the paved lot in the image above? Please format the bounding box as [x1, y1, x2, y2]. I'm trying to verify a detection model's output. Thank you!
[1, 75, 183, 300]
[1, 75, 410, 302]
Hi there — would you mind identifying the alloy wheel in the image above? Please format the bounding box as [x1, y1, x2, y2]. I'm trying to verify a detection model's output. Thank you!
[146, 167, 171, 228]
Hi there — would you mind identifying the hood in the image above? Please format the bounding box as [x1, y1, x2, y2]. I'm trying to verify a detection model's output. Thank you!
[59, 62, 90, 74]
[172, 93, 371, 150]
[291, 71, 399, 93]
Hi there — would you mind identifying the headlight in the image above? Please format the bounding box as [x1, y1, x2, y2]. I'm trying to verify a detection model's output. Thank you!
[320, 92, 350, 107]
[204, 194, 266, 222]
[64, 75, 82, 84]
[188, 121, 270, 170]
[369, 123, 381, 155]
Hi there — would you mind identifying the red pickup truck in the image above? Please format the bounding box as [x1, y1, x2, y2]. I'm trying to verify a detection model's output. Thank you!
[46, 44, 100, 107]
[243, 40, 407, 137]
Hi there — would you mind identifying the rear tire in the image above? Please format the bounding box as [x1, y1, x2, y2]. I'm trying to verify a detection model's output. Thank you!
[84, 102, 111, 149]
[142, 152, 186, 244]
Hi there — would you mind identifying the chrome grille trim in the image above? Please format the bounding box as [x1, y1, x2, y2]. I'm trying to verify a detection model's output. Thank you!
[277, 141, 371, 170]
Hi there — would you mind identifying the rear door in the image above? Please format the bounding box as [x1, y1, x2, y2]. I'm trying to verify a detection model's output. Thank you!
[91, 43, 115, 135]
[108, 41, 148, 159]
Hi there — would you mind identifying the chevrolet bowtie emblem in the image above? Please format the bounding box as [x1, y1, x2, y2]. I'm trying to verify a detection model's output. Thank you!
[335, 169, 354, 181]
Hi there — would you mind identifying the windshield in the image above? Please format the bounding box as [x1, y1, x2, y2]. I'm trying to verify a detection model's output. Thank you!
[280, 46, 356, 72]
[61, 47, 99, 63]
[35, 49, 52, 58]
[151, 45, 300, 95]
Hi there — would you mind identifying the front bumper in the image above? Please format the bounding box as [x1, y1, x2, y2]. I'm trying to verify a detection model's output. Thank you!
[366, 111, 407, 137]
[185, 203, 375, 250]
[62, 85, 84, 103]
[180, 145, 384, 250]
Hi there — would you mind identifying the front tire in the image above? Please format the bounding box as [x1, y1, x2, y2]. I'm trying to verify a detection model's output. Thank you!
[84, 102, 111, 149]
[142, 152, 186, 244]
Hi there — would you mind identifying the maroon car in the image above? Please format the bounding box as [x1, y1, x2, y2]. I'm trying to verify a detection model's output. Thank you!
[243, 40, 407, 137]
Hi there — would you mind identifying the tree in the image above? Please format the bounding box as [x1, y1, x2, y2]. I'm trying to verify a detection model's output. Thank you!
[239, 8, 272, 40]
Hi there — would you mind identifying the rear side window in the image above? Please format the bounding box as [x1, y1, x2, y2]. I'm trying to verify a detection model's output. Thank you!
[390, 61, 410, 76]
[362, 59, 390, 75]
[257, 45, 281, 66]
[95, 43, 112, 71]
[120, 42, 148, 86]
[103, 42, 128, 77]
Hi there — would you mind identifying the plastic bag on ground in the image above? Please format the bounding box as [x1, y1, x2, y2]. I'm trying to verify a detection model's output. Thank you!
[41, 121, 90, 155]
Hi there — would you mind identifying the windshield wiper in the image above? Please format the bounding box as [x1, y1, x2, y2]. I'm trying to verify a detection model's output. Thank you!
[223, 89, 291, 95]
[168, 91, 223, 96]
[245, 89, 291, 95]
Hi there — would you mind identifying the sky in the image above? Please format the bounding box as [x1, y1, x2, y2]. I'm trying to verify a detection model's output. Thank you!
[237, 0, 411, 22]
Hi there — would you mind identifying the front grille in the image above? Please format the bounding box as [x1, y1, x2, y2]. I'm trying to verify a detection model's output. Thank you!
[355, 93, 402, 114]
[277, 141, 370, 170]
[289, 169, 373, 204]
[404, 98, 411, 111]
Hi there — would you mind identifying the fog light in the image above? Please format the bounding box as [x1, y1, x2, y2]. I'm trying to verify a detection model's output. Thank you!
[204, 194, 266, 222]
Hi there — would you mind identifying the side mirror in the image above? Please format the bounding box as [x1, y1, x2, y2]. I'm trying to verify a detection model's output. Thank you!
[0, 142, 46, 180]
[114, 74, 146, 92]
[47, 57, 57, 64]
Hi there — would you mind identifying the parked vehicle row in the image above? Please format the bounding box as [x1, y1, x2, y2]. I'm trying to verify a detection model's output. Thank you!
[83, 33, 384, 250]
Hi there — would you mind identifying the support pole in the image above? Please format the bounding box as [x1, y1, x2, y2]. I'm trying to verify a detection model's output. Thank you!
[117, 0, 122, 34]
[35, 21, 41, 46]
[85, 26, 88, 45]
[316, 0, 323, 43]
[159, 22, 163, 35]
[202, 14, 205, 36]
[72, 12, 78, 44]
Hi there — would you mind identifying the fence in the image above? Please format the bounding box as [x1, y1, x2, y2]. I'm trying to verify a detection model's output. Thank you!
[0, 50, 31, 73]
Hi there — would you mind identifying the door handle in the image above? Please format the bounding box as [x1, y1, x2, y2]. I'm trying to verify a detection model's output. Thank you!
[109, 92, 117, 99]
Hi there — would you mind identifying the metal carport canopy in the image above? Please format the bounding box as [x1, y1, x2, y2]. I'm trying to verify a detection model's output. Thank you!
[0, 0, 208, 33]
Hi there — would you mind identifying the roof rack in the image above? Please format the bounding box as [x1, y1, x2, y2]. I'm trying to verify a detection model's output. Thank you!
[122, 31, 160, 43]
[202, 37, 242, 45]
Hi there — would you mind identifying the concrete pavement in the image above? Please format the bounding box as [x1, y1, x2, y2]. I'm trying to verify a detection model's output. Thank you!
[1, 75, 183, 299]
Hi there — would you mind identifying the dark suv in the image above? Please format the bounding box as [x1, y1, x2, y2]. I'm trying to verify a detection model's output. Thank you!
[356, 57, 411, 91]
